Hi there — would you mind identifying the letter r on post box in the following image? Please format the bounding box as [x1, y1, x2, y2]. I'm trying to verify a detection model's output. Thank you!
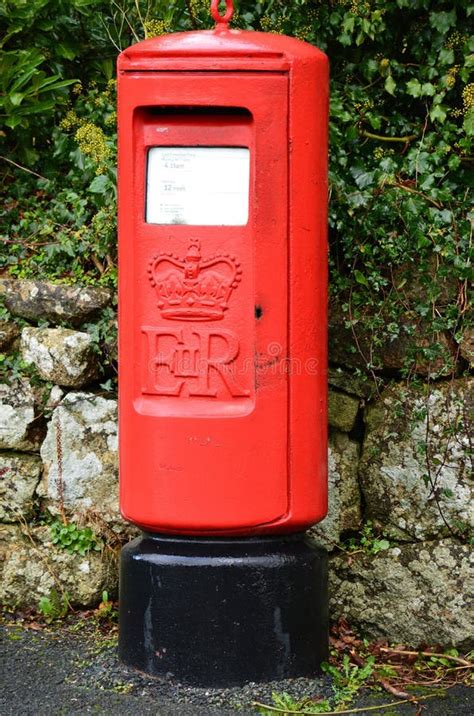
[142, 325, 250, 399]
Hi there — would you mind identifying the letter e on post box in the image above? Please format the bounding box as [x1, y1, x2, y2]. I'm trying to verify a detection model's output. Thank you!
[117, 26, 329, 536]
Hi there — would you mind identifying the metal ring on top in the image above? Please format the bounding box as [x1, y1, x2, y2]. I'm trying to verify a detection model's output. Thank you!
[211, 0, 234, 26]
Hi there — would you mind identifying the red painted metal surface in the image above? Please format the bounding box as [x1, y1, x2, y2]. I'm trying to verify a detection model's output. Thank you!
[117, 25, 329, 535]
[211, 0, 234, 26]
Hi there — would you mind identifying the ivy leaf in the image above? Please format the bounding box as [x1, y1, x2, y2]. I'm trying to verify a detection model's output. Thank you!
[338, 32, 352, 47]
[448, 155, 461, 170]
[407, 80, 436, 98]
[354, 270, 370, 288]
[342, 15, 355, 33]
[368, 113, 382, 130]
[430, 104, 447, 123]
[350, 167, 375, 189]
[406, 79, 421, 97]
[385, 75, 396, 95]
[430, 10, 456, 34]
[465, 52, 474, 69]
[463, 108, 474, 137]
[421, 82, 436, 96]
[89, 174, 109, 193]
[438, 47, 454, 65]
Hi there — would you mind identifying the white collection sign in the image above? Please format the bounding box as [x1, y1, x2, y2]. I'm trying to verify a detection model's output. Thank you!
[146, 146, 250, 226]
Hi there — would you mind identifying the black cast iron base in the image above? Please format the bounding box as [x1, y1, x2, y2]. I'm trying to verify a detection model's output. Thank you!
[119, 532, 328, 686]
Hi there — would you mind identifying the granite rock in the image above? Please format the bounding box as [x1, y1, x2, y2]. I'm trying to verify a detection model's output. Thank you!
[0, 320, 20, 351]
[0, 279, 111, 326]
[0, 452, 41, 522]
[0, 524, 116, 608]
[311, 432, 362, 549]
[359, 378, 473, 540]
[0, 379, 41, 451]
[328, 367, 376, 399]
[328, 390, 360, 433]
[330, 539, 474, 650]
[39, 392, 120, 525]
[21, 327, 98, 388]
[458, 327, 474, 368]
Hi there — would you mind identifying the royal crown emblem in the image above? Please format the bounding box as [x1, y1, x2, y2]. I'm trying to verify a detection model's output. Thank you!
[147, 239, 242, 321]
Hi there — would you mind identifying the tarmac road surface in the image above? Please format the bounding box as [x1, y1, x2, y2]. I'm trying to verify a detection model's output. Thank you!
[1, 623, 472, 715]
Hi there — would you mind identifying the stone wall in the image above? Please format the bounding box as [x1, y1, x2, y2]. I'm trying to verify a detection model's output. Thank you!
[0, 280, 124, 609]
[1, 279, 472, 649]
[323, 373, 473, 650]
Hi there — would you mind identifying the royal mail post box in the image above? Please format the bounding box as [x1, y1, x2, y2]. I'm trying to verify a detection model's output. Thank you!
[117, 3, 329, 687]
[117, 12, 328, 537]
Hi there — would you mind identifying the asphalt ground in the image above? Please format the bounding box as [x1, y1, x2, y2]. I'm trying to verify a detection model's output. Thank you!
[1, 621, 473, 715]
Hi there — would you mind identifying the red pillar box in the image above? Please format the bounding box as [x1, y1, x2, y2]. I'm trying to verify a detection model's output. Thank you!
[118, 1, 329, 686]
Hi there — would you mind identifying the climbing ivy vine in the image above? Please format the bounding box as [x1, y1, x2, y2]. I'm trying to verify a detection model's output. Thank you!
[1, 0, 472, 377]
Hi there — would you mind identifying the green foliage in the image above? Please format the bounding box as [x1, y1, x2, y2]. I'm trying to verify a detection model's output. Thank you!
[320, 0, 471, 377]
[256, 628, 474, 715]
[0, 48, 76, 133]
[0, 352, 30, 383]
[324, 655, 375, 707]
[341, 521, 391, 555]
[0, 348, 45, 386]
[0, 0, 472, 379]
[49, 519, 103, 555]
[0, 0, 93, 162]
[37, 590, 70, 622]
[95, 590, 118, 621]
[261, 691, 330, 713]
[423, 648, 459, 669]
[256, 655, 375, 713]
[2, 80, 117, 287]
[84, 304, 118, 359]
[240, 0, 472, 377]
